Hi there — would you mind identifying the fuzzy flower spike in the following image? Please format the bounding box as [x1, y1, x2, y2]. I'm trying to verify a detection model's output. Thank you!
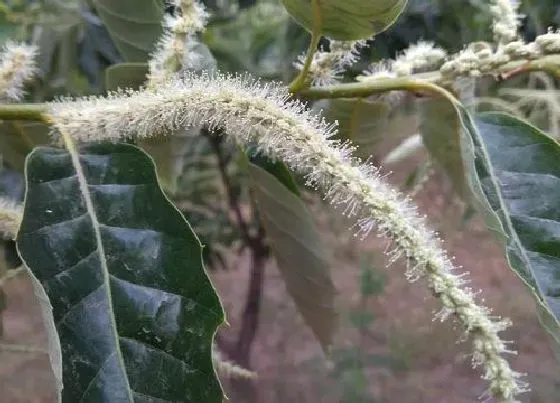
[49, 73, 528, 402]
[490, 0, 520, 45]
[0, 41, 37, 102]
[295, 39, 366, 86]
[148, 0, 209, 86]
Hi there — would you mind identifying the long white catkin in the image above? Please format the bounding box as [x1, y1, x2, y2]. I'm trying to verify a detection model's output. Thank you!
[48, 73, 528, 402]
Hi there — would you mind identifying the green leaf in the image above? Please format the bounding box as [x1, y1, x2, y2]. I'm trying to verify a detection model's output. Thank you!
[459, 111, 560, 346]
[204, 3, 290, 78]
[320, 98, 391, 160]
[247, 150, 300, 196]
[17, 143, 224, 402]
[247, 162, 336, 350]
[419, 98, 468, 199]
[104, 63, 149, 91]
[0, 122, 51, 172]
[281, 0, 407, 40]
[92, 0, 164, 62]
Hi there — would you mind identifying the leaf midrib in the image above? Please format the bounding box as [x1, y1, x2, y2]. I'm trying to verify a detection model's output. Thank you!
[65, 142, 134, 402]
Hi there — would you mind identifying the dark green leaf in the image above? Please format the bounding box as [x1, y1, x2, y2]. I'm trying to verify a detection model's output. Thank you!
[92, 0, 164, 62]
[247, 163, 336, 350]
[460, 111, 560, 346]
[17, 143, 224, 402]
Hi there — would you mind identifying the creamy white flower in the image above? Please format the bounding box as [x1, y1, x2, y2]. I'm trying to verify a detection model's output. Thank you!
[0, 197, 22, 239]
[0, 41, 37, 102]
[394, 41, 447, 74]
[48, 73, 528, 401]
[535, 28, 560, 54]
[148, 0, 209, 86]
[490, 0, 520, 44]
[294, 39, 366, 86]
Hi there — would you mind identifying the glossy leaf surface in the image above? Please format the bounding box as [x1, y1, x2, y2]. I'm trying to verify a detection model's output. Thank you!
[17, 143, 224, 402]
[460, 112, 560, 344]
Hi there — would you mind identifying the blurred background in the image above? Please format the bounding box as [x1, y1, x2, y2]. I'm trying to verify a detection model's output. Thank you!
[1, 0, 560, 402]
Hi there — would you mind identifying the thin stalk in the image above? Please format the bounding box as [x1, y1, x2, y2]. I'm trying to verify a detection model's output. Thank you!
[300, 77, 460, 105]
[288, 0, 323, 93]
[0, 103, 49, 122]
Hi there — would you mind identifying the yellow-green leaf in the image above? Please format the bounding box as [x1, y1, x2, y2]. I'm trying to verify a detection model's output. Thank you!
[281, 0, 407, 40]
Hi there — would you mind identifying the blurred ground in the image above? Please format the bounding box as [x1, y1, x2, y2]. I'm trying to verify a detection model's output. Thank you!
[1, 164, 559, 403]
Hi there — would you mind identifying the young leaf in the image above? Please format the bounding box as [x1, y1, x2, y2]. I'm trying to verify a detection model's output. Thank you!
[460, 111, 560, 346]
[281, 0, 407, 40]
[419, 98, 468, 199]
[247, 162, 336, 350]
[92, 0, 164, 62]
[17, 143, 224, 402]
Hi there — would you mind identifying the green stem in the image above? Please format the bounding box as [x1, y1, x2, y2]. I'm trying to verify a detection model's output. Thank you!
[498, 55, 560, 80]
[288, 0, 322, 94]
[300, 77, 459, 105]
[0, 103, 50, 123]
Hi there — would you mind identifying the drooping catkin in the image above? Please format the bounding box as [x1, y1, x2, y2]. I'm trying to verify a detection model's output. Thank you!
[48, 73, 528, 401]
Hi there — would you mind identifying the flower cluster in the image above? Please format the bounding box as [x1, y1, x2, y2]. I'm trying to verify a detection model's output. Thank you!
[440, 29, 560, 80]
[0, 41, 37, 102]
[0, 197, 22, 239]
[359, 28, 560, 85]
[359, 41, 446, 85]
[48, 73, 528, 401]
[295, 39, 366, 86]
[148, 0, 209, 86]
